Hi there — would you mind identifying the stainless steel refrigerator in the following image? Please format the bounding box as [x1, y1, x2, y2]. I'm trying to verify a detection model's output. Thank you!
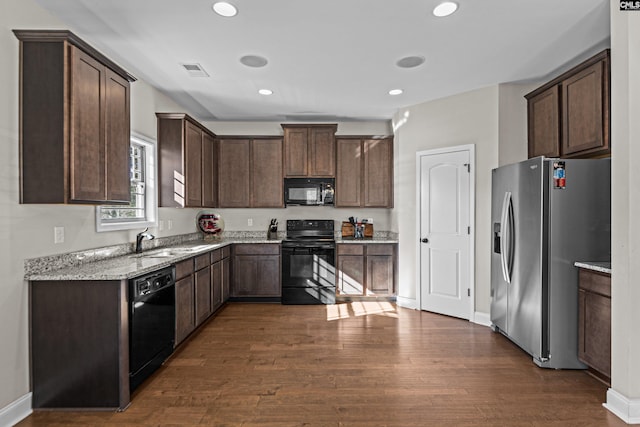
[490, 157, 610, 369]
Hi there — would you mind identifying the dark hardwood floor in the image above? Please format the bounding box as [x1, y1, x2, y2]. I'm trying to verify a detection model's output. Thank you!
[18, 302, 625, 426]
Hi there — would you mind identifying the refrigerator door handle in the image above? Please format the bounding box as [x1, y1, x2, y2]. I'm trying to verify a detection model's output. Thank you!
[500, 192, 513, 284]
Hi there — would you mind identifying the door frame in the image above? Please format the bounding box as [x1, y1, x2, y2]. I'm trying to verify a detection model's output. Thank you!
[415, 144, 476, 320]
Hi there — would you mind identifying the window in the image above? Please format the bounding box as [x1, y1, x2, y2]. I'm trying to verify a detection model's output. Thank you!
[96, 134, 157, 232]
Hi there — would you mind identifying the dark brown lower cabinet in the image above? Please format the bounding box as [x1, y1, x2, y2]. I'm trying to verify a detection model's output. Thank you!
[231, 244, 280, 298]
[175, 274, 195, 346]
[30, 280, 130, 410]
[336, 243, 396, 296]
[194, 265, 212, 326]
[578, 268, 611, 383]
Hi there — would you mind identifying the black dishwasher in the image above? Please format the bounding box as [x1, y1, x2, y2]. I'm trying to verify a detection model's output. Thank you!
[129, 266, 175, 392]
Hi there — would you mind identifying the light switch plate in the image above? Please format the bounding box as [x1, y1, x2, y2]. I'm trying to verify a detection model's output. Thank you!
[54, 226, 64, 244]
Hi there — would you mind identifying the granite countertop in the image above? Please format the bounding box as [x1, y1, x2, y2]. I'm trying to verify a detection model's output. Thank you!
[574, 261, 612, 275]
[25, 236, 281, 282]
[337, 236, 399, 244]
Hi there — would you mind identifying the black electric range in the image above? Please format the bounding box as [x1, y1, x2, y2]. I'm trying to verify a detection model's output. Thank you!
[281, 220, 336, 304]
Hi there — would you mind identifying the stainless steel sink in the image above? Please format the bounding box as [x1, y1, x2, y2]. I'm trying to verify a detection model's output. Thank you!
[133, 244, 219, 259]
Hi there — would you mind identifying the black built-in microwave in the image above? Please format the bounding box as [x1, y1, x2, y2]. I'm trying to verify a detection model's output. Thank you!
[284, 178, 335, 206]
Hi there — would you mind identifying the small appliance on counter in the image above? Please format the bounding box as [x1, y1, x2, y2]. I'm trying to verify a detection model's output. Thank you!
[268, 218, 278, 240]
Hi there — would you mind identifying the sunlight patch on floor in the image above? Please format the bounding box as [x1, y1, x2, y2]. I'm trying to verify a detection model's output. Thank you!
[326, 301, 398, 321]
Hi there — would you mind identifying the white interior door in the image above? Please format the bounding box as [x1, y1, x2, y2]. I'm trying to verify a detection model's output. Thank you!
[418, 148, 473, 319]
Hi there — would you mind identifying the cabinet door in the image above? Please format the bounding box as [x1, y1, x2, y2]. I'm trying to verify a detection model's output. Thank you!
[337, 255, 365, 295]
[184, 121, 203, 207]
[335, 139, 362, 207]
[175, 275, 195, 345]
[104, 69, 130, 203]
[211, 261, 223, 311]
[578, 289, 611, 378]
[232, 255, 280, 297]
[222, 256, 231, 303]
[202, 132, 217, 208]
[366, 255, 394, 295]
[527, 86, 560, 158]
[562, 59, 608, 157]
[284, 127, 308, 177]
[251, 139, 284, 207]
[363, 138, 393, 208]
[218, 139, 251, 207]
[69, 47, 106, 202]
[195, 266, 212, 326]
[309, 127, 335, 177]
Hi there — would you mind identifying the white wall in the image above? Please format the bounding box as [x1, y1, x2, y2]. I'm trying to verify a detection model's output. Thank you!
[498, 82, 541, 165]
[391, 86, 500, 314]
[608, 0, 640, 421]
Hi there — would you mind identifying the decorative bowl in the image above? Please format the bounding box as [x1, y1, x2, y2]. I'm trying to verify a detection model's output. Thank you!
[196, 211, 224, 237]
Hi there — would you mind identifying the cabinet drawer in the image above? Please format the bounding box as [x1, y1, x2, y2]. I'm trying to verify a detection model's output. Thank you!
[579, 269, 611, 297]
[366, 244, 395, 256]
[175, 258, 194, 280]
[234, 244, 280, 255]
[195, 253, 210, 271]
[222, 246, 231, 259]
[337, 244, 364, 255]
[211, 248, 222, 264]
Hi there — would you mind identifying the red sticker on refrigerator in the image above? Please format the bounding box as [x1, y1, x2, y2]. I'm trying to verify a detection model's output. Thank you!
[553, 161, 566, 189]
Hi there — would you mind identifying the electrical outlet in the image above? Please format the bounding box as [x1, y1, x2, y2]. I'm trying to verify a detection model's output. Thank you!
[54, 226, 64, 244]
[168, 220, 173, 230]
[248, 218, 253, 226]
[158, 220, 165, 231]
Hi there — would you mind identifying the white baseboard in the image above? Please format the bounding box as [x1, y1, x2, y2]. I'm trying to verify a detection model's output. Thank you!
[605, 388, 640, 424]
[395, 296, 417, 310]
[473, 311, 491, 327]
[0, 393, 32, 427]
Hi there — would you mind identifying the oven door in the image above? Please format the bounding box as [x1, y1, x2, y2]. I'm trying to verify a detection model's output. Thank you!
[281, 243, 336, 304]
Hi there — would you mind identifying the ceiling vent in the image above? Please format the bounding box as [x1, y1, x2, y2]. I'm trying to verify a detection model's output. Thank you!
[181, 63, 209, 77]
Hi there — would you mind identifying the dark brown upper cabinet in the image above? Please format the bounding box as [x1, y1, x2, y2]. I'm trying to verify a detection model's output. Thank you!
[336, 137, 394, 208]
[218, 137, 284, 208]
[526, 49, 610, 159]
[282, 124, 337, 177]
[156, 113, 218, 208]
[14, 30, 136, 204]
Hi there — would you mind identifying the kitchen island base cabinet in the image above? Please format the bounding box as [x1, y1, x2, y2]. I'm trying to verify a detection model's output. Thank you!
[30, 280, 130, 410]
[231, 244, 281, 299]
[578, 268, 611, 383]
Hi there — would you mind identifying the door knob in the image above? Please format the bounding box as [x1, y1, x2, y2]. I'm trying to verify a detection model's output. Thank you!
[421, 238, 429, 243]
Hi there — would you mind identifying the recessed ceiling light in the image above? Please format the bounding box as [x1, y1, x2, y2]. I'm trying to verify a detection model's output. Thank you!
[212, 2, 237, 17]
[433, 1, 458, 17]
[258, 89, 273, 96]
[389, 89, 403, 96]
[396, 56, 426, 69]
[240, 55, 268, 68]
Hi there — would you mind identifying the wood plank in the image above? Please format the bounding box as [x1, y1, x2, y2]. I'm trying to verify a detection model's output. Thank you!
[20, 303, 624, 426]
